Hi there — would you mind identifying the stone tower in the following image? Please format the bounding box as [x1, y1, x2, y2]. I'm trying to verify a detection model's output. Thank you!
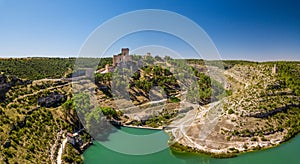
[121, 48, 129, 56]
[272, 64, 278, 74]
[113, 48, 131, 66]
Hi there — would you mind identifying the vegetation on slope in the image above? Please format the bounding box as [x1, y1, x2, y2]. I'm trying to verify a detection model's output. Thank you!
[0, 78, 82, 163]
[0, 57, 113, 80]
[0, 58, 75, 80]
[216, 62, 300, 154]
[1, 57, 299, 162]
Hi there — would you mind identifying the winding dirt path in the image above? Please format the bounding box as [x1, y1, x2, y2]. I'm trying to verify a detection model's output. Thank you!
[7, 82, 69, 108]
[57, 138, 68, 164]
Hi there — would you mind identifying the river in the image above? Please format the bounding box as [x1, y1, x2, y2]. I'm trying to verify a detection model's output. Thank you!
[83, 127, 300, 164]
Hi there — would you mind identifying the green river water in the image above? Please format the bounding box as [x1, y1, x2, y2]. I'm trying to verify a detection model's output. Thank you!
[83, 127, 300, 164]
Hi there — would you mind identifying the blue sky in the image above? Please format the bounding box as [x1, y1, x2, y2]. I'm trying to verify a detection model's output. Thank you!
[0, 0, 299, 61]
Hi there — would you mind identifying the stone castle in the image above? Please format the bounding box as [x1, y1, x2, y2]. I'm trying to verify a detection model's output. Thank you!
[98, 48, 132, 74]
[97, 48, 153, 74]
[112, 48, 132, 66]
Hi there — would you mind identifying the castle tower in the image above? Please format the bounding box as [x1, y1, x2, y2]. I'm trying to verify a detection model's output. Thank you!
[121, 48, 129, 56]
[113, 48, 130, 66]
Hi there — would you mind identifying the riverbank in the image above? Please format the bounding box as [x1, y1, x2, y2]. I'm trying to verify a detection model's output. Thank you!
[122, 124, 163, 130]
[168, 133, 300, 159]
[80, 110, 299, 160]
[86, 122, 289, 159]
[170, 142, 238, 158]
[83, 127, 300, 164]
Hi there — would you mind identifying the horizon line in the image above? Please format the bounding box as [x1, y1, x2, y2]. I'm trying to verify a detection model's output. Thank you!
[0, 56, 299, 63]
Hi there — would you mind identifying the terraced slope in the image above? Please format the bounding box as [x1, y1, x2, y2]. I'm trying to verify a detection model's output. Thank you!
[169, 62, 300, 157]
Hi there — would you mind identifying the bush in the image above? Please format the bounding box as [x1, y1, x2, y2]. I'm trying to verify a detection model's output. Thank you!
[228, 109, 234, 114]
[169, 96, 180, 103]
[251, 137, 257, 141]
[261, 137, 268, 141]
[62, 155, 74, 163]
[28, 144, 35, 152]
[100, 107, 118, 119]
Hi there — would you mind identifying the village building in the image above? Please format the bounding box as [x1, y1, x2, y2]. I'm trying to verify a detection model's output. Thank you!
[98, 64, 114, 74]
[67, 132, 83, 146]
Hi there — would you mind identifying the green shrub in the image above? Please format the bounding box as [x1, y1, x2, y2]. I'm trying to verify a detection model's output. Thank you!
[228, 109, 234, 114]
[169, 96, 180, 103]
[251, 137, 257, 141]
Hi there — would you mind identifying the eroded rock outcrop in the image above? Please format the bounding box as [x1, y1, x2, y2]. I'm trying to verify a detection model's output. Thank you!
[37, 93, 67, 108]
[0, 74, 11, 101]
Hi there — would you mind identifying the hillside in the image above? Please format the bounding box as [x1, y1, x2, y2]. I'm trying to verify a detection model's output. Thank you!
[0, 58, 90, 164]
[0, 74, 87, 163]
[0, 57, 299, 162]
[168, 61, 300, 157]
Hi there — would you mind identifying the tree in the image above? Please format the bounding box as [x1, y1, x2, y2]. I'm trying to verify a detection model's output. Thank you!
[100, 107, 118, 119]
[62, 99, 74, 119]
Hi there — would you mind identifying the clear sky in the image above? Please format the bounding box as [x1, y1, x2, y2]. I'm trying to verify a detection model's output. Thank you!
[0, 0, 299, 61]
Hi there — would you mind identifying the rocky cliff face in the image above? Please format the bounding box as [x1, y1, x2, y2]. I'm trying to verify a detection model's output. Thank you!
[37, 93, 67, 108]
[0, 74, 11, 101]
